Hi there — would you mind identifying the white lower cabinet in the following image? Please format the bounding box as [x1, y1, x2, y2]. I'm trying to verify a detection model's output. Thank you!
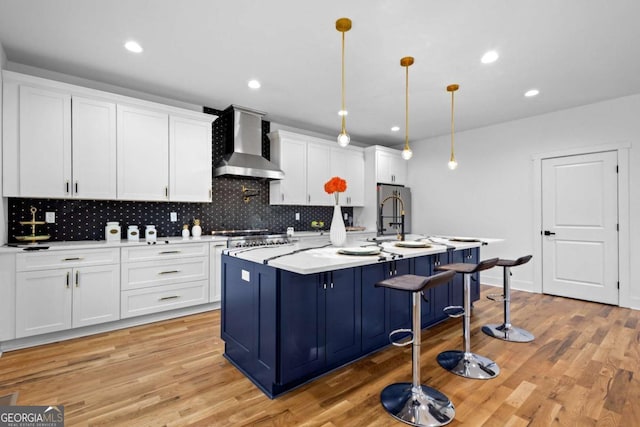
[209, 242, 226, 303]
[120, 243, 210, 318]
[15, 264, 119, 338]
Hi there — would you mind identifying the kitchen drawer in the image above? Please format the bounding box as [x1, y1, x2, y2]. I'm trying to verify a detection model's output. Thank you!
[121, 243, 208, 262]
[120, 280, 208, 318]
[121, 257, 209, 290]
[17, 248, 120, 272]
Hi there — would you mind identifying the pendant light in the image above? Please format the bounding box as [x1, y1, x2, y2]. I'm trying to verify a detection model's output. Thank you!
[336, 18, 352, 147]
[400, 56, 414, 160]
[447, 84, 459, 170]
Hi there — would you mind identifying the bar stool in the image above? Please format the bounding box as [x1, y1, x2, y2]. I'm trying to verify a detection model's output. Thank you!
[375, 270, 456, 427]
[435, 258, 500, 380]
[482, 255, 534, 343]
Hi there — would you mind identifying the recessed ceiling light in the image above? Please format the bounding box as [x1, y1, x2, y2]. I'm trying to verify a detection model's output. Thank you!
[481, 50, 499, 64]
[248, 80, 261, 89]
[338, 110, 348, 116]
[124, 41, 143, 53]
[391, 126, 400, 132]
[525, 89, 540, 97]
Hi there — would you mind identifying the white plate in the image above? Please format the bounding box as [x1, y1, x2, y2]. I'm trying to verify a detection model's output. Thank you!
[394, 241, 432, 248]
[337, 247, 381, 256]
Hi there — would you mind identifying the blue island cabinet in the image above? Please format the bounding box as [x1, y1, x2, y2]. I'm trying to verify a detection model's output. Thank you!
[279, 267, 362, 385]
[221, 248, 481, 398]
[361, 259, 411, 353]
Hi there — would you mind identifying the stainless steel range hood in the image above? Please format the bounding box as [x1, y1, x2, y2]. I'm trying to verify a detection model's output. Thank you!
[213, 105, 284, 180]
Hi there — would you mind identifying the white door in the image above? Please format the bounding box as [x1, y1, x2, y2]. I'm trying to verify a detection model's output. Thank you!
[72, 96, 117, 199]
[307, 143, 331, 205]
[117, 105, 169, 201]
[19, 86, 71, 198]
[541, 151, 618, 304]
[72, 265, 120, 328]
[331, 147, 364, 206]
[169, 116, 212, 202]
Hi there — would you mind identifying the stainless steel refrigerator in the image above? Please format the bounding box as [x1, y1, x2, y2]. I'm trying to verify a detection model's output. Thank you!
[377, 184, 411, 236]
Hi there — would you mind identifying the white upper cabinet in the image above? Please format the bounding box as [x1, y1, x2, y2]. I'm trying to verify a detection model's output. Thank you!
[5, 85, 72, 198]
[269, 130, 364, 206]
[330, 147, 364, 206]
[117, 105, 170, 201]
[2, 71, 216, 202]
[370, 146, 407, 185]
[307, 143, 332, 205]
[269, 133, 307, 205]
[169, 116, 213, 202]
[72, 96, 117, 199]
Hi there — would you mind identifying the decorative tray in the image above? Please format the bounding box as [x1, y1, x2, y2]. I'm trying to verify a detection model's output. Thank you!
[394, 241, 432, 248]
[337, 247, 381, 256]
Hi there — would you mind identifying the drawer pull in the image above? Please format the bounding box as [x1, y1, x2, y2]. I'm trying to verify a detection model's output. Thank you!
[158, 270, 180, 275]
[63, 257, 83, 261]
[75, 271, 79, 287]
[66, 272, 70, 288]
[159, 295, 180, 301]
[159, 250, 181, 254]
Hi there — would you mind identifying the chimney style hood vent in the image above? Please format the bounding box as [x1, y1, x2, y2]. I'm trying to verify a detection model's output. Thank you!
[214, 105, 284, 180]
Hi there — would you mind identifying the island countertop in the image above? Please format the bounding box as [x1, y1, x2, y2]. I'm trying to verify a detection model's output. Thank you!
[224, 235, 502, 275]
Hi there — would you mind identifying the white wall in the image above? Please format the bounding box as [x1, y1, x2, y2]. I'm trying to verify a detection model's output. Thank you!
[0, 42, 7, 245]
[407, 94, 639, 308]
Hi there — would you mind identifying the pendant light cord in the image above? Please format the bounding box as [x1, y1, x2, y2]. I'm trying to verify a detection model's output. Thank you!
[450, 89, 455, 158]
[404, 63, 409, 150]
[341, 30, 346, 133]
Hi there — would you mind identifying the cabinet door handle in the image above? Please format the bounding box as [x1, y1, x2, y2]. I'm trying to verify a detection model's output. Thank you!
[308, 194, 310, 203]
[165, 187, 169, 198]
[75, 182, 78, 194]
[66, 272, 70, 288]
[65, 181, 70, 194]
[159, 250, 181, 254]
[63, 257, 83, 261]
[75, 271, 79, 287]
[158, 270, 180, 275]
[209, 188, 212, 200]
[159, 295, 180, 301]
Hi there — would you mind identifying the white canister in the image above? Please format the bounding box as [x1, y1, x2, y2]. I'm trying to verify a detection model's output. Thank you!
[192, 219, 202, 238]
[127, 225, 140, 241]
[182, 224, 190, 239]
[145, 225, 157, 242]
[105, 222, 121, 242]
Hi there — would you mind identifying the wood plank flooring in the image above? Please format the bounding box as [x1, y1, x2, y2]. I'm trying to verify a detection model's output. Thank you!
[1, 285, 639, 426]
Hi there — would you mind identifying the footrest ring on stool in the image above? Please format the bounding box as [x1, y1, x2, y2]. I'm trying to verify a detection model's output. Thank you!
[388, 329, 414, 347]
[443, 305, 465, 318]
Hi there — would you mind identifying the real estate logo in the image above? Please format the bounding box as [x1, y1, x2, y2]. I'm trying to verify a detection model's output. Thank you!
[0, 405, 64, 427]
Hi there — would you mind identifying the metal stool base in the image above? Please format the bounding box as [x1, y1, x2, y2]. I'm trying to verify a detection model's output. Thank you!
[380, 383, 455, 427]
[482, 324, 534, 343]
[437, 351, 500, 380]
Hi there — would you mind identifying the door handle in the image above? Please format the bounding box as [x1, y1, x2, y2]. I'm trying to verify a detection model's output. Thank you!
[543, 230, 556, 236]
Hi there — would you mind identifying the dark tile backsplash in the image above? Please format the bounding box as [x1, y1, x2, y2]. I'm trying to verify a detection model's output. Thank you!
[7, 107, 352, 243]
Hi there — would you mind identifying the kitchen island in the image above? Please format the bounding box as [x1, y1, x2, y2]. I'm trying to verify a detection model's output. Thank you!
[221, 236, 497, 398]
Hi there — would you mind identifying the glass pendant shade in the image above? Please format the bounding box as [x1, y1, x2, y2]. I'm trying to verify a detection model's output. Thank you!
[402, 147, 413, 160]
[337, 131, 351, 147]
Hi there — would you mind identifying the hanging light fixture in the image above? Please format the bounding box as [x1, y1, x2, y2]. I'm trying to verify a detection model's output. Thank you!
[336, 18, 352, 147]
[400, 56, 414, 160]
[447, 84, 459, 170]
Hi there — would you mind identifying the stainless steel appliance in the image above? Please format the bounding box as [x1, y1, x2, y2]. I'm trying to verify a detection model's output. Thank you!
[212, 229, 290, 248]
[377, 184, 411, 237]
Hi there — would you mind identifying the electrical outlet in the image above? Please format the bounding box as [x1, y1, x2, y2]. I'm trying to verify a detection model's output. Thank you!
[170, 212, 177, 222]
[295, 212, 300, 221]
[45, 212, 55, 223]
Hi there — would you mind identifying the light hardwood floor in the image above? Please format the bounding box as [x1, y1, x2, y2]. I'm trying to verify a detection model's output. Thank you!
[1, 285, 639, 426]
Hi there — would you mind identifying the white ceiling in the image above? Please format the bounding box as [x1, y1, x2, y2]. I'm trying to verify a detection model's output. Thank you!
[1, 0, 639, 146]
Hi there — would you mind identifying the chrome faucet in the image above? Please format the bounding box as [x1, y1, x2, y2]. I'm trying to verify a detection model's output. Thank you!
[379, 195, 406, 241]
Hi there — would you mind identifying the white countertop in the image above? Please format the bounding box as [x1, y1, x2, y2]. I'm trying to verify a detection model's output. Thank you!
[0, 236, 228, 254]
[225, 234, 501, 275]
